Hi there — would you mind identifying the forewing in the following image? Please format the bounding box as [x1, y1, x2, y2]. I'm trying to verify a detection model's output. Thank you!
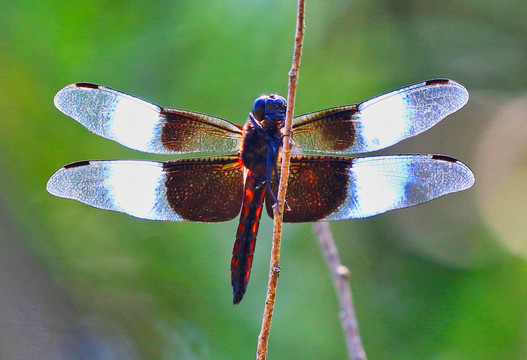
[265, 154, 474, 222]
[47, 156, 244, 222]
[292, 79, 468, 154]
[54, 83, 243, 154]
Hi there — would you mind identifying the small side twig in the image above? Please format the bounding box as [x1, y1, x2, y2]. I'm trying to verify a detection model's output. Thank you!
[313, 222, 367, 360]
[256, 1, 306, 359]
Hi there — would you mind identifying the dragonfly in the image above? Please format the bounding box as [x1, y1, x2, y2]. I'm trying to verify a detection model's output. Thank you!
[47, 79, 475, 304]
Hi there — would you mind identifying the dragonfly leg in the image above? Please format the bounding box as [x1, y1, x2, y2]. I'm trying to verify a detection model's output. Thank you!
[266, 147, 290, 213]
[266, 150, 279, 204]
[281, 131, 295, 148]
[249, 113, 262, 129]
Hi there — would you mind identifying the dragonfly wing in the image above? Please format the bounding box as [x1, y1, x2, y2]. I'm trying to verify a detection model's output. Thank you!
[265, 154, 474, 222]
[54, 83, 243, 154]
[292, 79, 469, 154]
[47, 156, 244, 222]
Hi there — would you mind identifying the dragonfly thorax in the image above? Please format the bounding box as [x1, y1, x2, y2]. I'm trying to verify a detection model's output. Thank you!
[239, 94, 286, 177]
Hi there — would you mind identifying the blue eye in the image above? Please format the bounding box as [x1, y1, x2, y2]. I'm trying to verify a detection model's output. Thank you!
[252, 95, 267, 121]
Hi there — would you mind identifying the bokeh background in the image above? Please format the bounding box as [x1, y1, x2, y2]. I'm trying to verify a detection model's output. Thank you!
[1, 0, 526, 359]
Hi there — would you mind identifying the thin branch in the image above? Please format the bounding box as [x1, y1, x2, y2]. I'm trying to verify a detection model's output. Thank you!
[313, 222, 367, 360]
[256, 1, 306, 359]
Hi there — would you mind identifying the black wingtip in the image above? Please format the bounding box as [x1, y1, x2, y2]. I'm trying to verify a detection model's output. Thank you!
[75, 82, 100, 89]
[64, 160, 91, 169]
[425, 78, 451, 86]
[431, 154, 458, 163]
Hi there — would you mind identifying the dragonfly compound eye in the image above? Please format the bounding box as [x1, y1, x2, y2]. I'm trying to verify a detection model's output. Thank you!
[252, 95, 267, 122]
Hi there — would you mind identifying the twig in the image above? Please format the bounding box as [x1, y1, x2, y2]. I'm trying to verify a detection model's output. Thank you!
[313, 222, 367, 360]
[256, 1, 305, 359]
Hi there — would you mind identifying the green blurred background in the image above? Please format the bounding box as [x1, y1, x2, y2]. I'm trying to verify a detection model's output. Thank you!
[1, 0, 526, 359]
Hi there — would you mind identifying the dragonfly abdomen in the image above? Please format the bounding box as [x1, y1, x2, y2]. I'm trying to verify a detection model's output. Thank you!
[231, 172, 266, 304]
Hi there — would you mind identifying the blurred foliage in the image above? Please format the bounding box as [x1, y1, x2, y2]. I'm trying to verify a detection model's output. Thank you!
[0, 0, 526, 359]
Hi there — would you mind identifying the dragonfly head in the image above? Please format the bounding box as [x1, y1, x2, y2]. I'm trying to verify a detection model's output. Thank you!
[251, 94, 287, 127]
